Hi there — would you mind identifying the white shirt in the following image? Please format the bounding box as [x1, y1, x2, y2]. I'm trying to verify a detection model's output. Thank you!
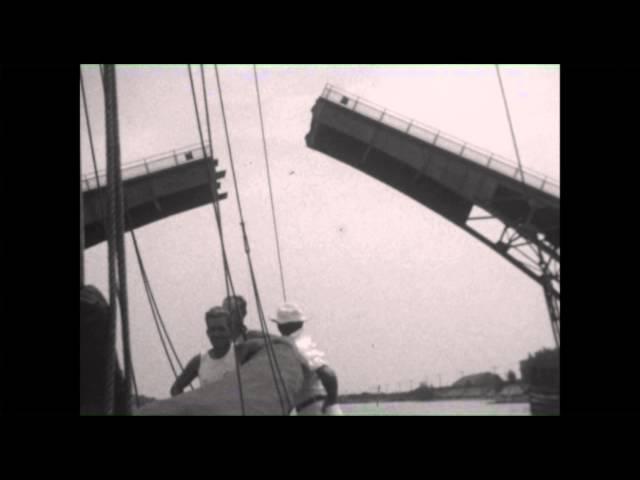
[198, 347, 236, 386]
[289, 329, 328, 403]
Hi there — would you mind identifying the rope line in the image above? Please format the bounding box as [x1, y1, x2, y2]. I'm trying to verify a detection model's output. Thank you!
[253, 65, 287, 303]
[131, 366, 140, 408]
[247, 259, 293, 412]
[214, 65, 290, 414]
[495, 65, 526, 183]
[198, 65, 235, 297]
[189, 65, 246, 414]
[187, 66, 207, 153]
[199, 65, 216, 160]
[80, 70, 101, 187]
[131, 230, 179, 378]
[202, 65, 245, 413]
[190, 66, 234, 307]
[214, 65, 286, 412]
[130, 227, 195, 389]
[213, 66, 246, 222]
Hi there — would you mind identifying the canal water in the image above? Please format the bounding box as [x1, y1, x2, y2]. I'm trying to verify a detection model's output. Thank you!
[340, 399, 531, 415]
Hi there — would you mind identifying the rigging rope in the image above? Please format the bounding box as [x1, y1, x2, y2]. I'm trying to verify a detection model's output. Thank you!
[214, 65, 291, 414]
[199, 65, 253, 409]
[495, 65, 526, 183]
[131, 231, 178, 378]
[198, 65, 235, 299]
[187, 66, 208, 159]
[80, 71, 101, 187]
[189, 65, 246, 414]
[130, 228, 195, 390]
[214, 66, 286, 412]
[199, 66, 216, 161]
[496, 65, 560, 348]
[253, 65, 287, 303]
[131, 364, 140, 403]
[188, 65, 232, 293]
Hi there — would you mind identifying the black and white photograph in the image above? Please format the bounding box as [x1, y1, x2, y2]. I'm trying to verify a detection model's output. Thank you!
[79, 64, 560, 415]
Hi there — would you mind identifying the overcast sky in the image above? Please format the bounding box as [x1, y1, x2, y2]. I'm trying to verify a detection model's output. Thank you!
[81, 64, 559, 398]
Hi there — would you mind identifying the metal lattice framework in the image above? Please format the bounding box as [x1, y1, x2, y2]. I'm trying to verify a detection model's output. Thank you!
[464, 213, 560, 346]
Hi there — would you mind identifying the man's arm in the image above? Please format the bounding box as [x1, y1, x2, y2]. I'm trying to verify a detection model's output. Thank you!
[170, 355, 200, 397]
[315, 365, 338, 412]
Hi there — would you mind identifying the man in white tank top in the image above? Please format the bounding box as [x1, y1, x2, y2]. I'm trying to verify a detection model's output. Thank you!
[170, 306, 237, 396]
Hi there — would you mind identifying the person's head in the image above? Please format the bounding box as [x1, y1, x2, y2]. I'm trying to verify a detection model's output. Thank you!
[205, 306, 232, 349]
[222, 295, 247, 337]
[270, 303, 306, 336]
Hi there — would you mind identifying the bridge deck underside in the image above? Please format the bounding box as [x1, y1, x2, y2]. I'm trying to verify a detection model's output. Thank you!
[83, 158, 226, 248]
[305, 99, 559, 250]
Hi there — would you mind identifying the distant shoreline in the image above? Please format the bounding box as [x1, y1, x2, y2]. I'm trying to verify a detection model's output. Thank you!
[339, 397, 529, 405]
[339, 383, 530, 405]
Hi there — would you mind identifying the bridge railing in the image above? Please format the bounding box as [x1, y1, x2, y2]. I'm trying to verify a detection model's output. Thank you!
[81, 143, 212, 192]
[321, 84, 560, 198]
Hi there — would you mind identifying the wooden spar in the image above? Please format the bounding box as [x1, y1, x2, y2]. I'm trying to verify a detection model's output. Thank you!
[80, 147, 85, 287]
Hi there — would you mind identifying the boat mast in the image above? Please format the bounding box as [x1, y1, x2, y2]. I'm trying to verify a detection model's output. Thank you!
[80, 123, 85, 287]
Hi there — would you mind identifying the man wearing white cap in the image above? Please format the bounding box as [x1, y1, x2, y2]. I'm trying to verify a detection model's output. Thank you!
[271, 303, 343, 415]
